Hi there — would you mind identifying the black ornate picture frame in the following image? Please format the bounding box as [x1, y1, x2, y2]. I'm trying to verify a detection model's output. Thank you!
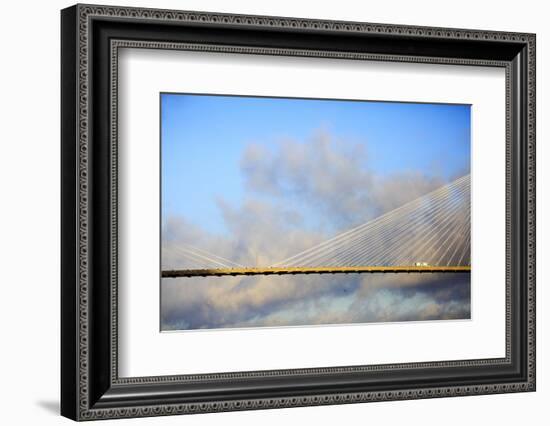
[61, 3, 536, 421]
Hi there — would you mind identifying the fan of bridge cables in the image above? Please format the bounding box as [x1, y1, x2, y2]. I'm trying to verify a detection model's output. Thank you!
[273, 174, 470, 268]
[164, 174, 470, 270]
[163, 243, 244, 270]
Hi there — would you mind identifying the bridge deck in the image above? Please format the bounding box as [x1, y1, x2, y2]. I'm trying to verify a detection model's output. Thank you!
[162, 266, 471, 278]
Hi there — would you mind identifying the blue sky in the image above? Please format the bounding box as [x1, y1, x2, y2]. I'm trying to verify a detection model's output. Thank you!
[161, 93, 470, 236]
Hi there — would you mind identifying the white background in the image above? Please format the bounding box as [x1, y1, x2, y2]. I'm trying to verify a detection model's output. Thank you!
[0, 0, 547, 425]
[119, 49, 505, 377]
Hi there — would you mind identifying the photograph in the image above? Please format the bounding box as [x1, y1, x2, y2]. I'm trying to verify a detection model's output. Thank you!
[160, 94, 472, 331]
[57, 3, 536, 421]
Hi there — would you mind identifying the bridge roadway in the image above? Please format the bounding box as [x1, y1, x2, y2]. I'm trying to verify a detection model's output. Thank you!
[162, 266, 471, 278]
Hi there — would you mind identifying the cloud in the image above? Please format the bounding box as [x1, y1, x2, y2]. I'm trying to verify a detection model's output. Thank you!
[161, 273, 470, 330]
[240, 130, 445, 229]
[161, 129, 470, 330]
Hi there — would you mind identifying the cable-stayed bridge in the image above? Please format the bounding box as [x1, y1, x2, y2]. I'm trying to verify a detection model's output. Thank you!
[162, 174, 471, 278]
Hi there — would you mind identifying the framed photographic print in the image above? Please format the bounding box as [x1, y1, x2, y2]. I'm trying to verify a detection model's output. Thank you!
[61, 4, 536, 421]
